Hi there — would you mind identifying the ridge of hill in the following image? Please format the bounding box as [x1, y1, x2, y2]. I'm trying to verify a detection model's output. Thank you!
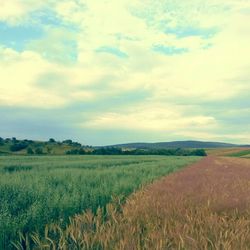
[108, 140, 249, 149]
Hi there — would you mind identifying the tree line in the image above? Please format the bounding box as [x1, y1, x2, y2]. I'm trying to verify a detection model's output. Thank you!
[66, 147, 207, 156]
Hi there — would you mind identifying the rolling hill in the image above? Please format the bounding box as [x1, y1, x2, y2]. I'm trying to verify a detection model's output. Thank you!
[108, 140, 250, 149]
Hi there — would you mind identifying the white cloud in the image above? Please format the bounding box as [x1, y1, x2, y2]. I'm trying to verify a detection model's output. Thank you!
[0, 47, 98, 108]
[0, 48, 65, 107]
[0, 0, 46, 24]
[81, 104, 217, 132]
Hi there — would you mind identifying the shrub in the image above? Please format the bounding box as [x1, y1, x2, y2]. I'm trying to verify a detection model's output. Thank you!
[35, 148, 43, 155]
[192, 149, 207, 156]
[27, 148, 34, 155]
[10, 142, 28, 152]
[66, 149, 79, 155]
[66, 148, 86, 155]
[63, 139, 73, 145]
[0, 137, 4, 146]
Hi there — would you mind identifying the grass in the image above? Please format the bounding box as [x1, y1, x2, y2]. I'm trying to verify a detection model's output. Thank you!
[227, 149, 250, 157]
[0, 155, 199, 249]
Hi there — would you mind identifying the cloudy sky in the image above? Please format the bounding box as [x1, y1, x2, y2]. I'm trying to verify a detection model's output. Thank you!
[0, 0, 250, 145]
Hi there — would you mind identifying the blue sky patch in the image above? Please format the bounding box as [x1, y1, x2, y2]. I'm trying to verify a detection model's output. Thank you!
[29, 9, 79, 31]
[0, 21, 44, 51]
[165, 26, 218, 39]
[30, 9, 63, 27]
[95, 46, 128, 58]
[153, 45, 188, 55]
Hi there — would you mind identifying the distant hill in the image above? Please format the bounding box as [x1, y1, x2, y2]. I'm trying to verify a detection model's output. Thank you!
[107, 140, 249, 149]
[0, 137, 89, 156]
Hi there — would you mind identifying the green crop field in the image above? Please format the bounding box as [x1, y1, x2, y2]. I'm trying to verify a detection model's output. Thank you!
[0, 155, 199, 249]
[227, 149, 250, 157]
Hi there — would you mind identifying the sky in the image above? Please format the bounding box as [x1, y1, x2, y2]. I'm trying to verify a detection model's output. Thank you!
[0, 0, 250, 145]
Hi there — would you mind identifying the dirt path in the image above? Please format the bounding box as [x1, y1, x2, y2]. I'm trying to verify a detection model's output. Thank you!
[137, 156, 250, 211]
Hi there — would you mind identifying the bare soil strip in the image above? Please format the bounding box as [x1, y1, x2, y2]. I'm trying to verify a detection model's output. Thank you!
[139, 156, 250, 211]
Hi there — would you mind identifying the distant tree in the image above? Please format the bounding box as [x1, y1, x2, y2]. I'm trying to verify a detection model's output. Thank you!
[12, 137, 17, 143]
[192, 149, 207, 156]
[49, 138, 56, 143]
[78, 148, 86, 155]
[47, 147, 52, 154]
[5, 138, 11, 143]
[71, 142, 82, 147]
[65, 148, 86, 155]
[0, 137, 4, 146]
[10, 142, 28, 152]
[63, 139, 73, 145]
[93, 147, 123, 155]
[27, 147, 34, 155]
[65, 149, 79, 155]
[35, 148, 43, 155]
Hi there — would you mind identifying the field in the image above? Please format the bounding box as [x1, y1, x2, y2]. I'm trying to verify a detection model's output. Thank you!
[22, 156, 250, 249]
[227, 149, 250, 157]
[0, 155, 199, 249]
[206, 147, 250, 157]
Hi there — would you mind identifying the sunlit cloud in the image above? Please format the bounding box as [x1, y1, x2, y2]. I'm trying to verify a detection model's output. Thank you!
[81, 104, 217, 131]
